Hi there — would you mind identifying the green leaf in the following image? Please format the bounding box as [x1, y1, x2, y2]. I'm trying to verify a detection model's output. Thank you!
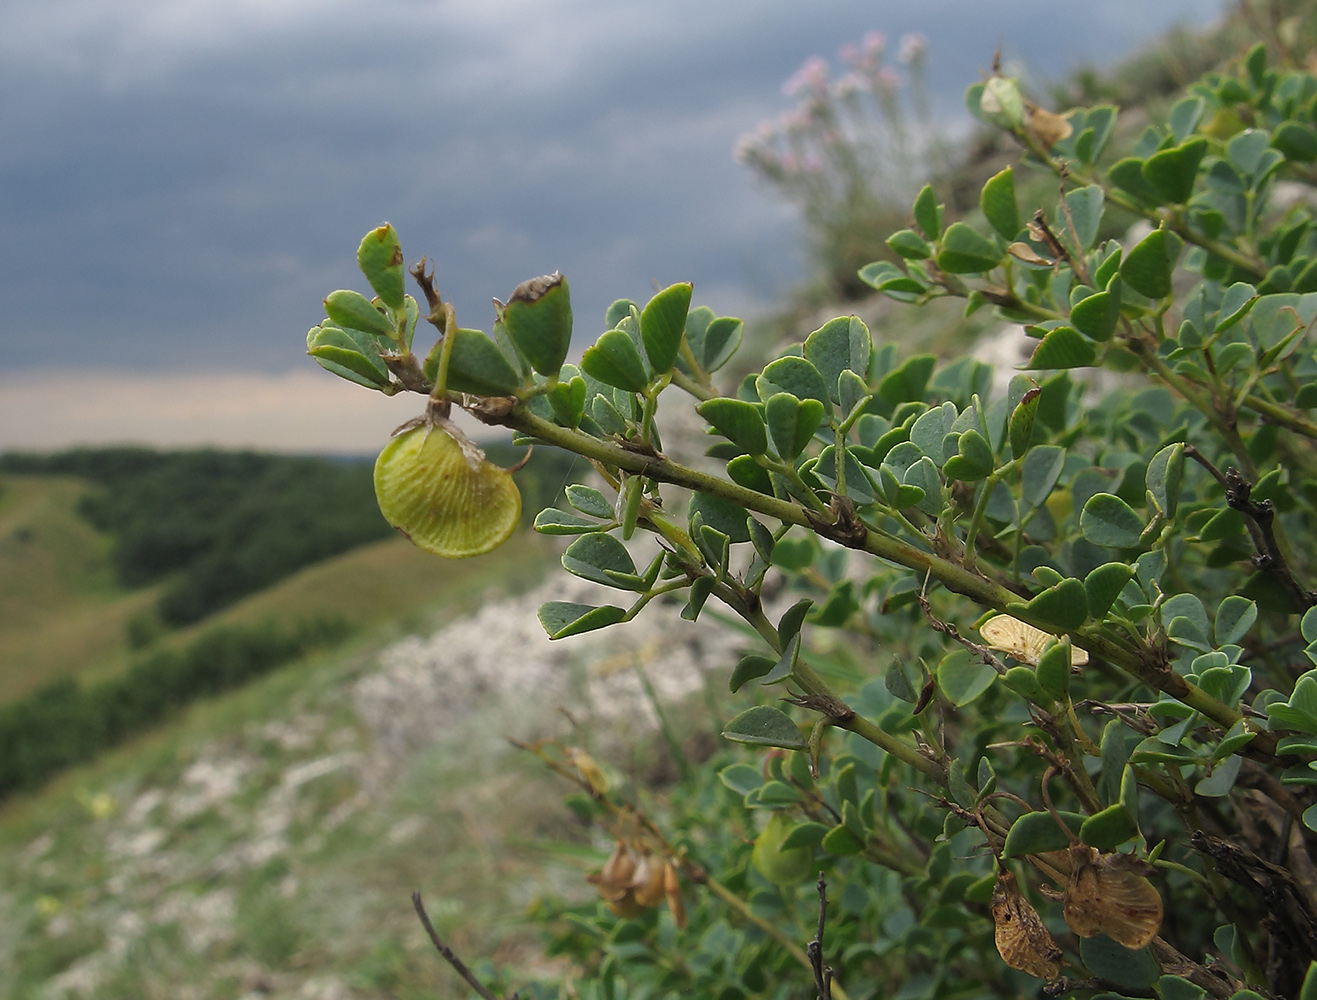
[561, 533, 638, 587]
[1302, 606, 1317, 644]
[1146, 442, 1184, 518]
[718, 763, 762, 796]
[697, 398, 768, 455]
[760, 356, 831, 412]
[913, 184, 942, 239]
[781, 822, 831, 850]
[1274, 122, 1317, 163]
[1070, 281, 1122, 341]
[581, 328, 650, 393]
[443, 327, 525, 395]
[765, 393, 826, 460]
[640, 281, 692, 374]
[1008, 384, 1040, 458]
[1003, 810, 1087, 856]
[1215, 596, 1257, 646]
[937, 222, 1002, 274]
[1157, 977, 1207, 1000]
[937, 648, 996, 706]
[980, 167, 1019, 241]
[1169, 96, 1205, 142]
[729, 654, 778, 693]
[886, 229, 932, 260]
[1036, 639, 1073, 699]
[503, 272, 573, 377]
[1021, 445, 1065, 509]
[1018, 578, 1088, 632]
[1086, 563, 1134, 618]
[356, 224, 406, 310]
[689, 491, 752, 544]
[566, 485, 614, 519]
[1196, 754, 1243, 797]
[681, 574, 715, 621]
[1003, 665, 1053, 707]
[1110, 156, 1162, 205]
[804, 316, 872, 403]
[1121, 227, 1183, 300]
[943, 429, 994, 482]
[722, 706, 807, 750]
[1216, 282, 1258, 332]
[1082, 493, 1145, 547]
[878, 354, 937, 407]
[1304, 960, 1317, 1000]
[1081, 936, 1158, 989]
[544, 378, 584, 431]
[1026, 326, 1097, 368]
[534, 508, 605, 535]
[727, 455, 773, 494]
[1064, 185, 1105, 250]
[683, 309, 743, 374]
[604, 299, 637, 330]
[307, 323, 390, 388]
[755, 633, 801, 687]
[324, 288, 393, 337]
[1142, 137, 1207, 203]
[1080, 803, 1138, 851]
[821, 824, 864, 856]
[538, 602, 627, 639]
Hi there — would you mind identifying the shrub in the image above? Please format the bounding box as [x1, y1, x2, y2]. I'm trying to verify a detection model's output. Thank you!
[0, 617, 347, 797]
[311, 33, 1317, 1000]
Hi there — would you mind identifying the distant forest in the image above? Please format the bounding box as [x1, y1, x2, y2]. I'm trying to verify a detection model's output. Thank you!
[0, 444, 583, 625]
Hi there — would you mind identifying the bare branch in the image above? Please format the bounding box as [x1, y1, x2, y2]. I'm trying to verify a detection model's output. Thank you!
[412, 891, 512, 1000]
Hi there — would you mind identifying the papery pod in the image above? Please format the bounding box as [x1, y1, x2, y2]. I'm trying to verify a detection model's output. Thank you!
[374, 422, 521, 558]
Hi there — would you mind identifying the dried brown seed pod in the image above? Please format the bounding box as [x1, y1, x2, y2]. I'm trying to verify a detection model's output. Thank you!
[991, 870, 1063, 980]
[1063, 843, 1163, 950]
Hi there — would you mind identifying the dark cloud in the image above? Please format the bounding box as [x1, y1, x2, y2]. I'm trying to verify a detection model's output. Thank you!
[1, 0, 1222, 374]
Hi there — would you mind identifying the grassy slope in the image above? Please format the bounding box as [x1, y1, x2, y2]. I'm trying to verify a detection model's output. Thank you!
[0, 475, 152, 703]
[0, 470, 557, 701]
[0, 529, 572, 999]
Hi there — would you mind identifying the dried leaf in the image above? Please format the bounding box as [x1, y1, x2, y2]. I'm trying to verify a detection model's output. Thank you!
[1026, 103, 1074, 147]
[664, 862, 687, 929]
[566, 746, 610, 796]
[1007, 242, 1054, 266]
[1063, 843, 1163, 949]
[980, 615, 1089, 667]
[991, 870, 1063, 979]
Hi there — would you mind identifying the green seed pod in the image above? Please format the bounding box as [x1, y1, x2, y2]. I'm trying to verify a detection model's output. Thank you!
[752, 812, 812, 887]
[503, 272, 573, 376]
[374, 422, 521, 558]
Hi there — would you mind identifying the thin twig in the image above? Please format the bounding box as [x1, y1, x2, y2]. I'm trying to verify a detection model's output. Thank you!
[807, 873, 834, 1000]
[412, 891, 510, 1000]
[1184, 446, 1316, 609]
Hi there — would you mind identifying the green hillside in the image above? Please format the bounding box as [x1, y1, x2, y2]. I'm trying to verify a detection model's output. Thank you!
[0, 474, 151, 703]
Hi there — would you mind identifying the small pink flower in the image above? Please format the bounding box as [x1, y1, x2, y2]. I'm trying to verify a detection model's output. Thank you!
[833, 71, 869, 98]
[838, 43, 860, 67]
[783, 55, 829, 97]
[862, 32, 886, 58]
[898, 33, 927, 64]
[875, 66, 902, 91]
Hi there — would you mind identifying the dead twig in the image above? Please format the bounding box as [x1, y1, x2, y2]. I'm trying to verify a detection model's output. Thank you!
[807, 873, 835, 1000]
[412, 890, 516, 1000]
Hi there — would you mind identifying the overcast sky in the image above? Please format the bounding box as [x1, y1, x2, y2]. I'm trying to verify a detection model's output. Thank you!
[1, 0, 1224, 452]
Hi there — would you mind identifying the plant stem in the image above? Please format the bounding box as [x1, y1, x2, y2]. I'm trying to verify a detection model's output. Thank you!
[493, 405, 1274, 757]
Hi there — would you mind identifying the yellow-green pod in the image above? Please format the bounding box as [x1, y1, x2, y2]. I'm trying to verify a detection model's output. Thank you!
[752, 812, 812, 887]
[374, 423, 521, 558]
